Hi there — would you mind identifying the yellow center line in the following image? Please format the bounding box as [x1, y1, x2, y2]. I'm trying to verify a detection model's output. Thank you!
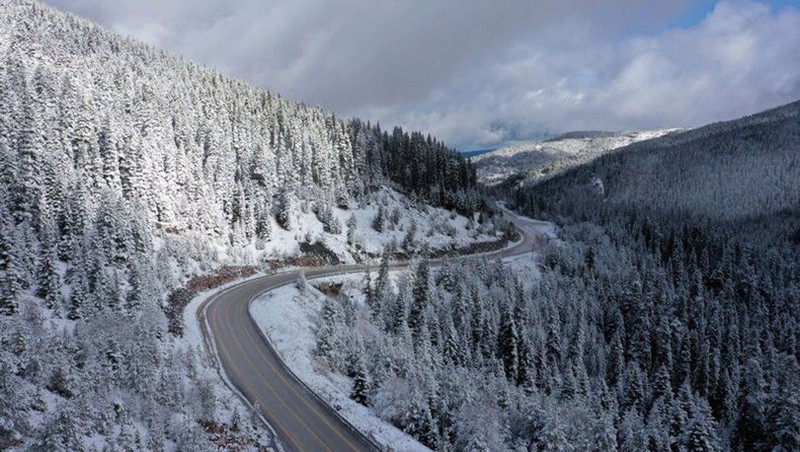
[206, 302, 304, 443]
[209, 302, 303, 448]
[239, 294, 364, 451]
[219, 292, 333, 452]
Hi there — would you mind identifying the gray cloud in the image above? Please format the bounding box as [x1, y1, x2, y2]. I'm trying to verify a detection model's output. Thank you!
[44, 0, 800, 148]
[383, 1, 800, 146]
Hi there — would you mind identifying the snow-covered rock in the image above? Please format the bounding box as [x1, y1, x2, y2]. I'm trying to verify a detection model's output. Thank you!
[473, 129, 679, 185]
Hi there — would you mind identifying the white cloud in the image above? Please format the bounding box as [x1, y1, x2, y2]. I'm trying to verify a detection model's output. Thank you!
[44, 0, 800, 148]
[389, 1, 800, 147]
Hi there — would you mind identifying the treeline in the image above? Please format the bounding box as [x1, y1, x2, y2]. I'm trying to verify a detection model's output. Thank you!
[0, 0, 479, 254]
[351, 119, 478, 214]
[309, 100, 800, 449]
[507, 100, 800, 228]
[501, 100, 800, 450]
[0, 0, 477, 448]
[315, 215, 798, 450]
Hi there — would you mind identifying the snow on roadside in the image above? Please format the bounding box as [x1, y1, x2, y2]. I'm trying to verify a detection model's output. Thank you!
[246, 215, 555, 452]
[177, 209, 555, 451]
[243, 187, 498, 266]
[157, 186, 499, 279]
[250, 281, 431, 452]
[167, 186, 506, 450]
[179, 272, 278, 450]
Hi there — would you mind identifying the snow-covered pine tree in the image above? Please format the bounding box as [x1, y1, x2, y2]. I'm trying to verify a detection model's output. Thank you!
[346, 213, 357, 246]
[372, 205, 385, 233]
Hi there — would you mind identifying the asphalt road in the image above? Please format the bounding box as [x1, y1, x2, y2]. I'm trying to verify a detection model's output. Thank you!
[201, 209, 546, 451]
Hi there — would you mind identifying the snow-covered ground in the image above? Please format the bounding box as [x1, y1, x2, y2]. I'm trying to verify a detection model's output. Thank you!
[473, 129, 679, 185]
[152, 186, 500, 450]
[248, 215, 556, 451]
[177, 273, 279, 450]
[250, 280, 430, 452]
[162, 187, 499, 273]
[264, 187, 496, 262]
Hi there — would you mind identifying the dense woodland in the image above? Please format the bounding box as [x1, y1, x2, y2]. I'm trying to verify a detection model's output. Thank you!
[508, 104, 800, 450]
[0, 1, 477, 448]
[315, 102, 800, 450]
[2, 0, 799, 450]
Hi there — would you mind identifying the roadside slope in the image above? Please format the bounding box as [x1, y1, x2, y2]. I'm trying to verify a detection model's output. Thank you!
[200, 210, 547, 450]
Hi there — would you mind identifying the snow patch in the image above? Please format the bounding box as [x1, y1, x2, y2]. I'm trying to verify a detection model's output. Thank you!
[250, 282, 430, 452]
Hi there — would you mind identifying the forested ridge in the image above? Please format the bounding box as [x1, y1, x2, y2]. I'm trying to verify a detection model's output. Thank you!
[309, 101, 799, 450]
[0, 0, 477, 448]
[512, 99, 800, 226]
[317, 225, 799, 450]
[2, 0, 798, 450]
[505, 101, 800, 450]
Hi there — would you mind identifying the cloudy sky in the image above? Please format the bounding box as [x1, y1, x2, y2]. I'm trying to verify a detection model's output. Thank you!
[44, 0, 800, 149]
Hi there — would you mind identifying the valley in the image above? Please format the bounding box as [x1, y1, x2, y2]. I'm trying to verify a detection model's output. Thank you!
[1, 1, 798, 451]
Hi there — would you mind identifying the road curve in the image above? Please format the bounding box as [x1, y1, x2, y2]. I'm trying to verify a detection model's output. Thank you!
[200, 210, 545, 451]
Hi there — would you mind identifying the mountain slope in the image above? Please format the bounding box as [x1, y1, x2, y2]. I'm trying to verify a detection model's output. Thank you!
[517, 99, 800, 231]
[509, 100, 800, 450]
[0, 1, 485, 449]
[473, 129, 677, 186]
[0, 0, 477, 244]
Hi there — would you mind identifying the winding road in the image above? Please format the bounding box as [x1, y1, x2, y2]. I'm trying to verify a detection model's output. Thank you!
[199, 210, 549, 451]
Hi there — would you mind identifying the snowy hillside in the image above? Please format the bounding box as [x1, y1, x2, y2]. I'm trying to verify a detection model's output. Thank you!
[0, 1, 487, 449]
[473, 129, 678, 185]
[250, 260, 541, 450]
[510, 99, 800, 451]
[520, 99, 800, 225]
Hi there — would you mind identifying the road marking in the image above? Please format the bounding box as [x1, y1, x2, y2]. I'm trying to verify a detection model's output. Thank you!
[238, 276, 367, 449]
[220, 293, 333, 452]
[205, 209, 547, 451]
[239, 295, 365, 451]
[210, 304, 303, 449]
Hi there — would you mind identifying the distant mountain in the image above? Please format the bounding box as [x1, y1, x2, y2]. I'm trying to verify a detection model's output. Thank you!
[473, 129, 679, 185]
[460, 147, 497, 159]
[509, 100, 800, 452]
[520, 99, 800, 230]
[543, 130, 620, 141]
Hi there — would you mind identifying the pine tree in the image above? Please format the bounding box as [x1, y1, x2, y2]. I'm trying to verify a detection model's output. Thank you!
[63, 279, 83, 321]
[375, 246, 391, 300]
[682, 397, 722, 452]
[38, 404, 82, 451]
[350, 354, 371, 406]
[498, 304, 520, 383]
[372, 205, 385, 233]
[618, 408, 646, 452]
[736, 358, 767, 449]
[765, 355, 800, 450]
[37, 236, 61, 312]
[391, 291, 409, 336]
[403, 219, 417, 254]
[256, 208, 272, 240]
[0, 189, 22, 316]
[15, 101, 45, 225]
[591, 411, 618, 452]
[409, 259, 430, 338]
[346, 213, 357, 246]
[621, 361, 645, 413]
[276, 190, 292, 230]
[606, 312, 626, 380]
[316, 298, 343, 362]
[406, 395, 438, 449]
[545, 320, 562, 369]
[537, 410, 573, 452]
